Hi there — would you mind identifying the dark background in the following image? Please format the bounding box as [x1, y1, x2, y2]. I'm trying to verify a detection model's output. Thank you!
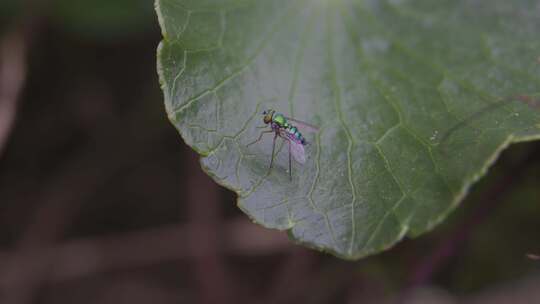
[1, 1, 540, 303]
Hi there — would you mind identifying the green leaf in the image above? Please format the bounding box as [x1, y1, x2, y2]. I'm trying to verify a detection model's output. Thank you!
[156, 0, 540, 259]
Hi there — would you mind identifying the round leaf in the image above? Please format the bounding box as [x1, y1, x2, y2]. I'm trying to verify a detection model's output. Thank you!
[156, 0, 540, 259]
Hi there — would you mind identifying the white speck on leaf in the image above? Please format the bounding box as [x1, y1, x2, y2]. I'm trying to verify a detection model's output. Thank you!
[430, 130, 439, 141]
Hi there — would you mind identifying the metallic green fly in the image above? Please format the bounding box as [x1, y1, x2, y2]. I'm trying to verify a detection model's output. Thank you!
[247, 109, 319, 179]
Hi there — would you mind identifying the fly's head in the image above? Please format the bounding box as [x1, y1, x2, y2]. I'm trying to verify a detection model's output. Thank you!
[262, 109, 275, 124]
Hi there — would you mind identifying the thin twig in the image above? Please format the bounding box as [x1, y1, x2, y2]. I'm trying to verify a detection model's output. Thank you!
[526, 253, 540, 261]
[438, 94, 540, 150]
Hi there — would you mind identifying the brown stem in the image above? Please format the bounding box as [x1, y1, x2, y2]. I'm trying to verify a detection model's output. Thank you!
[0, 29, 27, 158]
[185, 151, 235, 304]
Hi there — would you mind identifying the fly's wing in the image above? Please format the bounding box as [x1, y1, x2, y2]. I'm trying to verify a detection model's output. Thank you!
[289, 140, 306, 164]
[280, 129, 307, 164]
[284, 116, 319, 133]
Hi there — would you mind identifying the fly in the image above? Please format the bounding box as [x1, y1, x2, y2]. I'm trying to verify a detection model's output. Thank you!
[247, 109, 319, 180]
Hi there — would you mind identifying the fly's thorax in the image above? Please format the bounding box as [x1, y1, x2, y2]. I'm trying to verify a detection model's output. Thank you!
[272, 113, 287, 127]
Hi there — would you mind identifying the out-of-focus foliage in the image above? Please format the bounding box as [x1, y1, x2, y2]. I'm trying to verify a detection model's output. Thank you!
[0, 0, 21, 29]
[1, 0, 154, 39]
[452, 160, 540, 291]
[50, 0, 155, 39]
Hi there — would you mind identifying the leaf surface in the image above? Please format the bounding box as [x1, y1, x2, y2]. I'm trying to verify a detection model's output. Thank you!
[156, 0, 540, 259]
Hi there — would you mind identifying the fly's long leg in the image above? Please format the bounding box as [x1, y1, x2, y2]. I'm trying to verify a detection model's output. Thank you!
[246, 130, 273, 147]
[268, 132, 278, 174]
[288, 140, 292, 180]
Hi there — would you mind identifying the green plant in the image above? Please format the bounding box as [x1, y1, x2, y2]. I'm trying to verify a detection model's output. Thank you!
[156, 0, 540, 260]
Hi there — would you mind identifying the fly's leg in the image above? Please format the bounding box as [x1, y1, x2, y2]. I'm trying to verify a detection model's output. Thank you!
[288, 139, 292, 180]
[246, 130, 273, 147]
[268, 132, 278, 174]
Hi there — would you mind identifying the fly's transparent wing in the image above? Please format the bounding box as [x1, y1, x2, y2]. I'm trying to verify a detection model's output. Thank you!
[284, 116, 319, 133]
[289, 140, 306, 164]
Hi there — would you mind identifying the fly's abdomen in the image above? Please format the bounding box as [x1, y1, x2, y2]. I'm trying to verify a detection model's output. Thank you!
[286, 125, 306, 145]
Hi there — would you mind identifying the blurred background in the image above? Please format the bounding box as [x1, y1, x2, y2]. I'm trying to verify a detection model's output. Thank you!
[1, 1, 540, 304]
